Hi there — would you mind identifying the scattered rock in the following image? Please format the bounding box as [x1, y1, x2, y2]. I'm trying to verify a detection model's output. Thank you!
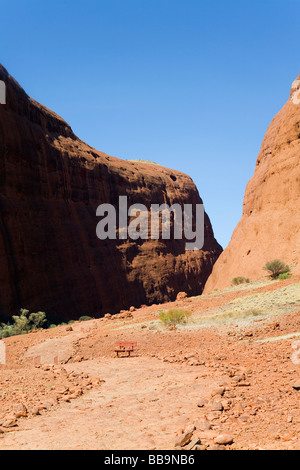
[194, 419, 212, 432]
[244, 331, 253, 337]
[176, 292, 188, 301]
[232, 375, 245, 383]
[237, 382, 251, 387]
[185, 438, 200, 450]
[211, 387, 225, 397]
[184, 424, 196, 434]
[210, 402, 223, 412]
[206, 412, 222, 421]
[197, 399, 208, 408]
[195, 444, 207, 451]
[175, 431, 194, 447]
[73, 356, 83, 363]
[221, 399, 231, 411]
[198, 430, 218, 440]
[2, 415, 18, 428]
[214, 434, 234, 446]
[13, 403, 28, 418]
[55, 385, 69, 395]
[210, 444, 226, 450]
[292, 381, 300, 391]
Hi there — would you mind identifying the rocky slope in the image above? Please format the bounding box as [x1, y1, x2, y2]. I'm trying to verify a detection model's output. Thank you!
[1, 276, 300, 450]
[0, 64, 222, 322]
[205, 74, 300, 292]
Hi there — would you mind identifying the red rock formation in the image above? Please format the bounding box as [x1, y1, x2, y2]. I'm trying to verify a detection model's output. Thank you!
[205, 74, 300, 292]
[0, 64, 222, 322]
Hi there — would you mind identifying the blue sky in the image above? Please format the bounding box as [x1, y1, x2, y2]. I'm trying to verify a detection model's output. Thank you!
[1, 0, 299, 248]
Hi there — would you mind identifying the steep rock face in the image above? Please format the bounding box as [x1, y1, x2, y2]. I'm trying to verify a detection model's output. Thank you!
[205, 74, 300, 292]
[0, 65, 222, 322]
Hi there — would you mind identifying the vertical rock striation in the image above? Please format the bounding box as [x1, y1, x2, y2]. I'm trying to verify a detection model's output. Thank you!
[205, 74, 300, 292]
[0, 64, 222, 322]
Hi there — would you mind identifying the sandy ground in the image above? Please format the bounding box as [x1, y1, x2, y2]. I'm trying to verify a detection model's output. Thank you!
[0, 276, 300, 450]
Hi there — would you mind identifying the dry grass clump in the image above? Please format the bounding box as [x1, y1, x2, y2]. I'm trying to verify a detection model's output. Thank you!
[159, 308, 192, 327]
[231, 276, 250, 285]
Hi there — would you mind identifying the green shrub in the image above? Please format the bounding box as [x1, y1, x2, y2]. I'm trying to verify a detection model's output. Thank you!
[159, 308, 192, 327]
[0, 325, 16, 338]
[11, 312, 30, 335]
[79, 316, 92, 322]
[29, 311, 47, 329]
[263, 259, 290, 279]
[231, 276, 250, 285]
[278, 272, 292, 280]
[0, 309, 48, 338]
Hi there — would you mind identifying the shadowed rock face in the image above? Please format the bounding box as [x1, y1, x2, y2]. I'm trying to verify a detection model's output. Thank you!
[205, 74, 300, 292]
[0, 65, 222, 322]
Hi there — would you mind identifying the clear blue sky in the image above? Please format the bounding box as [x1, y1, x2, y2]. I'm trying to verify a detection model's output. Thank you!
[1, 0, 299, 248]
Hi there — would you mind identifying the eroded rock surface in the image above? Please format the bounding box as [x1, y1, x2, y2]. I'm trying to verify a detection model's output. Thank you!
[0, 64, 222, 321]
[205, 74, 300, 291]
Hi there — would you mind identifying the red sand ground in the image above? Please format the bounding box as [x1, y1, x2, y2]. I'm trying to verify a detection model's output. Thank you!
[0, 276, 300, 450]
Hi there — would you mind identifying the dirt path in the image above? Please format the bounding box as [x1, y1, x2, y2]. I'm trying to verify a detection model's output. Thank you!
[1, 278, 299, 450]
[0, 357, 221, 450]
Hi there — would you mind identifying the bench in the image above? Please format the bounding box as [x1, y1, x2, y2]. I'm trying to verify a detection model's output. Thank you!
[114, 341, 137, 357]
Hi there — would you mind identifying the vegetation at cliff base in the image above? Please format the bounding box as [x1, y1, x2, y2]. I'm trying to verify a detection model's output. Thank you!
[263, 259, 291, 280]
[0, 309, 47, 338]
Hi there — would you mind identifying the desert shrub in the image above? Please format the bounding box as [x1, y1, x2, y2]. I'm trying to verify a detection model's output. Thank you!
[79, 316, 92, 322]
[0, 309, 48, 338]
[12, 309, 31, 334]
[263, 259, 290, 279]
[29, 311, 47, 329]
[278, 272, 292, 280]
[0, 325, 16, 338]
[159, 308, 192, 327]
[231, 276, 250, 285]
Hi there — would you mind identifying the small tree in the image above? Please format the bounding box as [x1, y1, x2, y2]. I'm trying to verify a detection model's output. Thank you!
[263, 259, 290, 279]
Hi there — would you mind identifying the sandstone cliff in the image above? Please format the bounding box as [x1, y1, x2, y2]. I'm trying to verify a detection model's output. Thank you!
[0, 64, 222, 322]
[205, 74, 300, 292]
